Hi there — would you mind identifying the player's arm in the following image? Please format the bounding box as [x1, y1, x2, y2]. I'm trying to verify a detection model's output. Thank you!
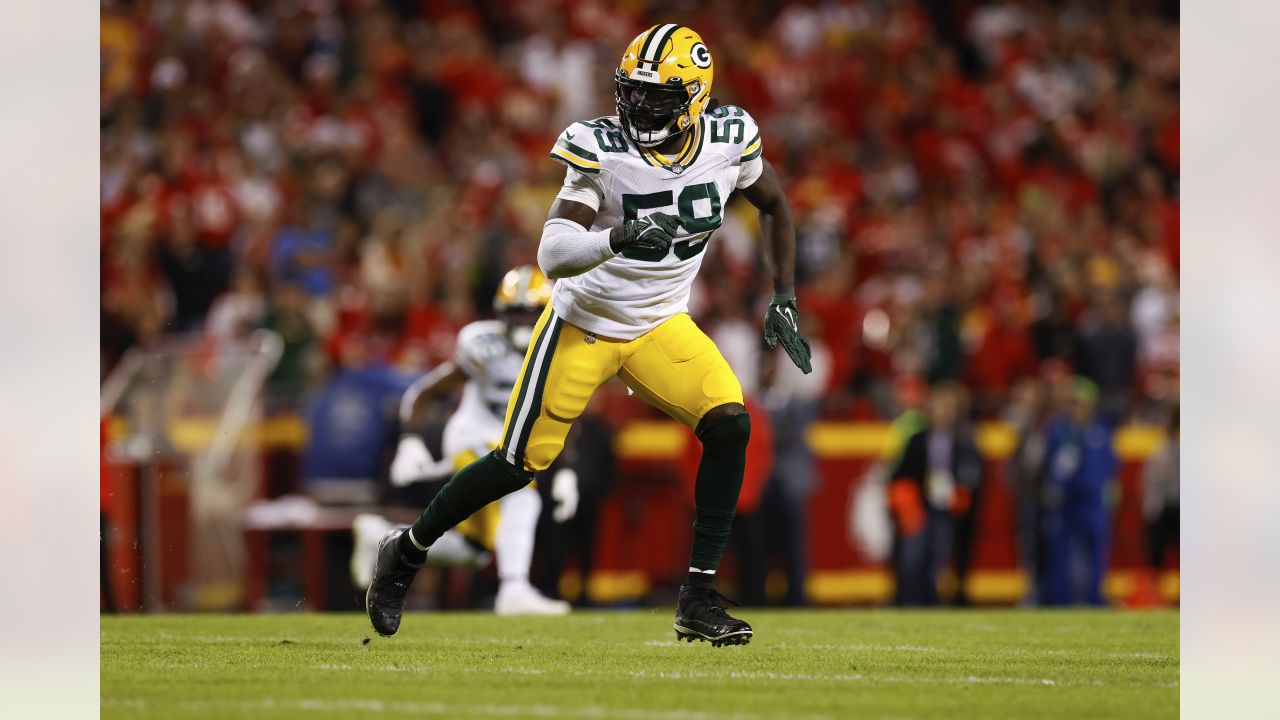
[399, 362, 468, 430]
[390, 363, 468, 486]
[539, 121, 681, 279]
[740, 158, 813, 373]
[540, 196, 682, 279]
[538, 198, 611, 279]
[740, 158, 796, 296]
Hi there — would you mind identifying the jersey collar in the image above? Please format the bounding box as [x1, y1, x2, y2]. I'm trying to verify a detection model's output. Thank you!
[637, 118, 704, 175]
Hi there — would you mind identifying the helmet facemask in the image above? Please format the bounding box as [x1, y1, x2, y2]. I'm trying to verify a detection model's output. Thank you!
[500, 306, 542, 352]
[616, 73, 698, 147]
[492, 265, 551, 349]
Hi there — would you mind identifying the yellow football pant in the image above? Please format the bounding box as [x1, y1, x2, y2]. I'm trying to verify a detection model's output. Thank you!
[499, 306, 744, 473]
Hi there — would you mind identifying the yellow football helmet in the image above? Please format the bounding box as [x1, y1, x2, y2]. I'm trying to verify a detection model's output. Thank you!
[493, 265, 552, 312]
[616, 24, 714, 147]
[494, 265, 551, 351]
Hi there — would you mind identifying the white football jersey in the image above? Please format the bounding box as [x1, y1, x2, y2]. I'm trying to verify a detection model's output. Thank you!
[441, 320, 523, 461]
[549, 106, 764, 340]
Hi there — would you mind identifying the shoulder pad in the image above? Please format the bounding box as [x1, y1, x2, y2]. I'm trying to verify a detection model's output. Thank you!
[454, 320, 509, 377]
[549, 118, 629, 175]
[704, 105, 762, 163]
[457, 319, 505, 345]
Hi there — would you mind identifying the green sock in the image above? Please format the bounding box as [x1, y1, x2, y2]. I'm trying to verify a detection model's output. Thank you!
[689, 412, 751, 572]
[404, 450, 533, 561]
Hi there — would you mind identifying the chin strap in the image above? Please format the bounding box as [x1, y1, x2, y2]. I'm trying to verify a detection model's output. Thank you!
[622, 111, 686, 148]
[635, 124, 699, 171]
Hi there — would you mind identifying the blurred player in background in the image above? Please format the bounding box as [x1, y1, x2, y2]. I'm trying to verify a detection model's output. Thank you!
[367, 24, 811, 646]
[352, 266, 576, 616]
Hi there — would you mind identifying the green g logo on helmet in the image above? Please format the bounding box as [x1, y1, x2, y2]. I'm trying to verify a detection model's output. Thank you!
[691, 43, 711, 68]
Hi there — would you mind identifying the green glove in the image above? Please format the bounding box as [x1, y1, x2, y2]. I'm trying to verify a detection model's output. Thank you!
[613, 212, 681, 260]
[764, 292, 813, 374]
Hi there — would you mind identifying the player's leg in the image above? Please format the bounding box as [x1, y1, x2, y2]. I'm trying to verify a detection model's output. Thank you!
[451, 461, 568, 614]
[437, 426, 506, 571]
[450, 479, 568, 614]
[353, 515, 490, 589]
[450, 440, 567, 613]
[494, 487, 570, 615]
[416, 310, 616, 548]
[619, 313, 753, 646]
[367, 308, 615, 635]
[687, 403, 750, 578]
[353, 439, 493, 590]
[489, 314, 614, 616]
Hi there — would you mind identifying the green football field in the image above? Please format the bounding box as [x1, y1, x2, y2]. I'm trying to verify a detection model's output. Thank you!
[102, 609, 1178, 719]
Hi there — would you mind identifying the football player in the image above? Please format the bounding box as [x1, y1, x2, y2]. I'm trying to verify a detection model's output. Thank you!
[354, 266, 576, 615]
[368, 24, 811, 646]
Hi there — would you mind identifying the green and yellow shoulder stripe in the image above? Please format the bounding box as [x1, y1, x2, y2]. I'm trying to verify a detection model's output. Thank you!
[740, 126, 762, 162]
[736, 107, 762, 162]
[549, 123, 603, 174]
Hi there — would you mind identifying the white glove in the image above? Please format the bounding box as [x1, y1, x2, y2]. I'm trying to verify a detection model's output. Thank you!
[550, 467, 579, 523]
[390, 435, 452, 487]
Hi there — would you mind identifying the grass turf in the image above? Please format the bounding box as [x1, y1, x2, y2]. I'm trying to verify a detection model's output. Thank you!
[102, 609, 1177, 719]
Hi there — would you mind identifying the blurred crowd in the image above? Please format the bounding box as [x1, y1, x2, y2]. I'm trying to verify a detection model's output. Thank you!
[101, 0, 1179, 427]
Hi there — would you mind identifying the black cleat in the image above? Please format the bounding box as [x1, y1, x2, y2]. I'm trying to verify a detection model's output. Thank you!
[674, 584, 753, 647]
[365, 529, 424, 637]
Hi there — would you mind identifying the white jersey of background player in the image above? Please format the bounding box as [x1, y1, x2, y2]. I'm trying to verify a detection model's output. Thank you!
[351, 266, 578, 615]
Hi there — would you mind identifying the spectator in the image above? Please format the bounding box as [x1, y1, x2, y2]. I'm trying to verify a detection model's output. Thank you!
[1079, 292, 1138, 418]
[1030, 291, 1083, 369]
[1003, 376, 1051, 605]
[1131, 257, 1178, 371]
[156, 199, 221, 333]
[888, 382, 984, 606]
[271, 201, 337, 301]
[205, 267, 267, 341]
[1039, 378, 1117, 606]
[965, 289, 1036, 416]
[516, 17, 598, 130]
[259, 283, 319, 408]
[1134, 408, 1179, 606]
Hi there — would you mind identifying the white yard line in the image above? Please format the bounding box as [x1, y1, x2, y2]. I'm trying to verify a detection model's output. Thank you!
[774, 642, 949, 653]
[136, 656, 1173, 690]
[120, 633, 1173, 663]
[628, 668, 1093, 687]
[295, 661, 1175, 690]
[771, 642, 1172, 661]
[101, 697, 832, 720]
[629, 669, 1177, 689]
